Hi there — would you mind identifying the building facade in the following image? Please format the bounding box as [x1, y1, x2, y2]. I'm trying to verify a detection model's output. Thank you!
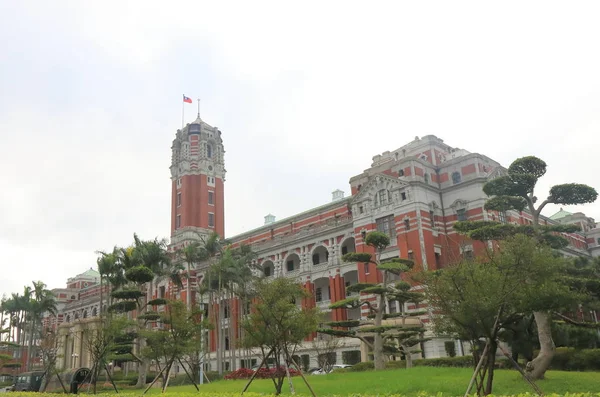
[46, 119, 599, 372]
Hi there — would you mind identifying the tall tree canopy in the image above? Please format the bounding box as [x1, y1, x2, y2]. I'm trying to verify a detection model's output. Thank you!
[455, 155, 597, 380]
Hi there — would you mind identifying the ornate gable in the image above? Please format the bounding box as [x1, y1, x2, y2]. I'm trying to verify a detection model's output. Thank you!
[351, 174, 409, 216]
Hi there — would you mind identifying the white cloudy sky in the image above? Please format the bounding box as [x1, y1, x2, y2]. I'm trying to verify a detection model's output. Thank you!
[1, 1, 599, 297]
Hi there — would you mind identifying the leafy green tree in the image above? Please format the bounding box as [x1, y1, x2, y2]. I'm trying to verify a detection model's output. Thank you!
[456, 155, 597, 380]
[421, 235, 575, 395]
[141, 299, 207, 393]
[241, 277, 319, 395]
[82, 315, 133, 394]
[318, 231, 419, 370]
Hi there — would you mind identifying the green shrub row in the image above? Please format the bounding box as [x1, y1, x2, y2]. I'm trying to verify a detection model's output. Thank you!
[347, 348, 600, 372]
[549, 348, 600, 371]
[348, 356, 476, 372]
[8, 392, 600, 397]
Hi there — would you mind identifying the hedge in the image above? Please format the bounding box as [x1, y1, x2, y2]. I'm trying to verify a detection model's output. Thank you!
[7, 393, 600, 397]
[548, 348, 600, 371]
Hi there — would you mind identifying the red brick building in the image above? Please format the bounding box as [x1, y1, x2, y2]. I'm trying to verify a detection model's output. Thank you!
[44, 120, 598, 372]
[166, 120, 598, 370]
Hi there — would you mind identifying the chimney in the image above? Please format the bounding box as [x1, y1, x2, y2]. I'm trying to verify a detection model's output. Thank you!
[264, 214, 276, 225]
[332, 189, 345, 202]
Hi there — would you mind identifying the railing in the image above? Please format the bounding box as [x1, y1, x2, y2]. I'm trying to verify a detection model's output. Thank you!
[317, 299, 331, 310]
[250, 215, 353, 251]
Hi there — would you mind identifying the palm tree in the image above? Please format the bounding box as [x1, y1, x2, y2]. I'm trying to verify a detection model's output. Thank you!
[201, 243, 258, 373]
[25, 282, 57, 370]
[177, 242, 203, 312]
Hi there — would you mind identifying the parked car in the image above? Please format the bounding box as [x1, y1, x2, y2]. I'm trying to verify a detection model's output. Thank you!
[310, 364, 353, 375]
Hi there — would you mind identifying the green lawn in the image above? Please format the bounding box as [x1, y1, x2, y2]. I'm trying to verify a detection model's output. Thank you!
[136, 367, 600, 396]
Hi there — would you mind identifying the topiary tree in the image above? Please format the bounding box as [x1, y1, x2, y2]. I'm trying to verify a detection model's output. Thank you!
[318, 231, 424, 370]
[456, 155, 597, 380]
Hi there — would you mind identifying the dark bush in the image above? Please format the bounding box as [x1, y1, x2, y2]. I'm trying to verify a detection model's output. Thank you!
[349, 361, 374, 371]
[413, 356, 474, 368]
[548, 348, 600, 371]
[385, 360, 406, 369]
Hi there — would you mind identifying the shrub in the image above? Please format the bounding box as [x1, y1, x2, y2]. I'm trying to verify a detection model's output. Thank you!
[385, 360, 406, 369]
[224, 367, 300, 380]
[414, 356, 473, 368]
[548, 348, 600, 371]
[349, 361, 374, 372]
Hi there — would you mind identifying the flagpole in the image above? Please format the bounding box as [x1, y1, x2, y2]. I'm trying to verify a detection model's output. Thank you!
[197, 98, 200, 118]
[182, 95, 185, 129]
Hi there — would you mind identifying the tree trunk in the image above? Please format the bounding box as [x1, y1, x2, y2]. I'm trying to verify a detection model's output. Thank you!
[403, 345, 413, 368]
[484, 340, 497, 395]
[26, 321, 35, 371]
[527, 311, 555, 380]
[135, 286, 150, 388]
[217, 276, 223, 374]
[373, 294, 385, 370]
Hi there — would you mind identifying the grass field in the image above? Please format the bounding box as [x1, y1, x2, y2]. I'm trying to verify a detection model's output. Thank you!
[136, 368, 600, 396]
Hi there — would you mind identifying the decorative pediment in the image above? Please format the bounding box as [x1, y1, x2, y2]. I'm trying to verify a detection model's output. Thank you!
[486, 166, 507, 181]
[351, 173, 409, 204]
[450, 199, 468, 211]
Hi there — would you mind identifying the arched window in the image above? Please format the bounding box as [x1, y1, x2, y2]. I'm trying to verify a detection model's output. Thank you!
[92, 307, 97, 317]
[207, 144, 213, 158]
[452, 172, 461, 184]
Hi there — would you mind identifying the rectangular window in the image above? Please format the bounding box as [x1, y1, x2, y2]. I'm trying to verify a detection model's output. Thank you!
[359, 206, 364, 214]
[177, 192, 182, 207]
[159, 286, 166, 298]
[457, 209, 467, 221]
[435, 252, 441, 267]
[498, 211, 507, 224]
[177, 178, 182, 189]
[378, 190, 388, 205]
[208, 191, 214, 205]
[597, 238, 600, 245]
[176, 214, 181, 229]
[341, 246, 348, 255]
[312, 254, 320, 265]
[376, 215, 396, 239]
[430, 210, 435, 224]
[208, 212, 214, 228]
[287, 261, 294, 272]
[408, 251, 414, 260]
[364, 262, 369, 274]
[315, 287, 322, 302]
[401, 192, 407, 200]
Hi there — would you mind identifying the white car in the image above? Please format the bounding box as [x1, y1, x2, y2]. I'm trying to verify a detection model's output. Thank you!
[310, 364, 353, 375]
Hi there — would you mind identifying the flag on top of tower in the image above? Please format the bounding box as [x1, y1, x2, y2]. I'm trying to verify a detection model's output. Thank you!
[183, 95, 192, 103]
